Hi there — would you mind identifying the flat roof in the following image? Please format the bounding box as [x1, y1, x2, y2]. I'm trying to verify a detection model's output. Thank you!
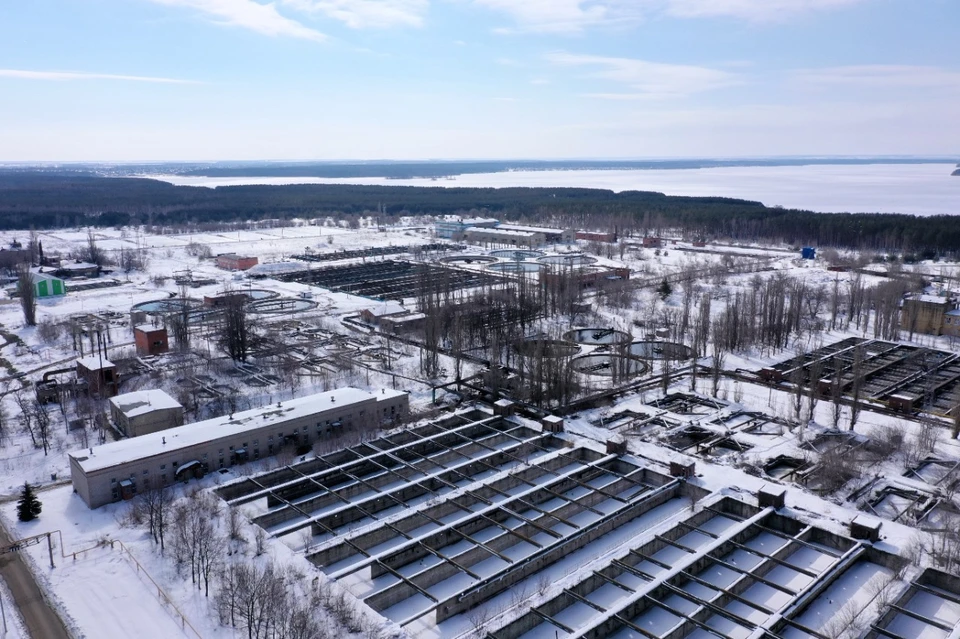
[365, 302, 407, 317]
[385, 313, 427, 323]
[910, 294, 952, 305]
[76, 356, 115, 370]
[134, 324, 165, 334]
[498, 224, 566, 235]
[466, 227, 539, 238]
[109, 389, 182, 418]
[71, 387, 403, 473]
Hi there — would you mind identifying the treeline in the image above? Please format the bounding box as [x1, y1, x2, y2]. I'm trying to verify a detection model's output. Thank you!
[1, 172, 958, 254]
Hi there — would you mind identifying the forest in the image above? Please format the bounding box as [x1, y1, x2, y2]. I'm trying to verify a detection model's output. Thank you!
[0, 171, 957, 255]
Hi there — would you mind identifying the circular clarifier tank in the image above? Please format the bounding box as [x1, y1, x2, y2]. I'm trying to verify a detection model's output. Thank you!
[538, 254, 598, 266]
[440, 255, 499, 265]
[513, 339, 581, 358]
[562, 328, 631, 346]
[132, 298, 201, 315]
[486, 262, 542, 274]
[489, 249, 545, 260]
[572, 354, 648, 377]
[628, 341, 693, 360]
[248, 298, 319, 314]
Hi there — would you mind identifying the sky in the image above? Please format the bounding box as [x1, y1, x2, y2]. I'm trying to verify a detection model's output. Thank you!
[0, 0, 958, 162]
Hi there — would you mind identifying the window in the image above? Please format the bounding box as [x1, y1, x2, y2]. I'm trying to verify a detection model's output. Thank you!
[202, 453, 208, 460]
[160, 464, 166, 470]
[142, 470, 148, 475]
[253, 439, 259, 445]
[110, 478, 117, 484]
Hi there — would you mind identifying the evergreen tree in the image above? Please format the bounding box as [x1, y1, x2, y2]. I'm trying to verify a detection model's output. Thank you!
[17, 482, 42, 522]
[657, 278, 673, 301]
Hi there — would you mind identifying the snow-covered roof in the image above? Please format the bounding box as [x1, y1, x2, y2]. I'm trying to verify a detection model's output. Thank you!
[109, 389, 182, 418]
[465, 227, 539, 238]
[497, 224, 567, 235]
[30, 272, 62, 283]
[134, 324, 165, 334]
[385, 312, 427, 323]
[364, 302, 407, 317]
[438, 216, 498, 225]
[246, 262, 308, 276]
[59, 261, 98, 270]
[71, 387, 400, 473]
[76, 356, 115, 370]
[909, 294, 952, 305]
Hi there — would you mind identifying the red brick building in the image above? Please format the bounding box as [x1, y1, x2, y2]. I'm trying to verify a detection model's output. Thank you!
[576, 231, 616, 243]
[215, 254, 259, 271]
[642, 237, 664, 248]
[134, 326, 169, 357]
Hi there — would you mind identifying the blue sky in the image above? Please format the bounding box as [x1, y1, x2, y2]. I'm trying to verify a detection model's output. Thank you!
[0, 0, 958, 161]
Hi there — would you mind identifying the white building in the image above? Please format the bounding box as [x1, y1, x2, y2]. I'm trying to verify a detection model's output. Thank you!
[109, 389, 184, 438]
[70, 387, 409, 508]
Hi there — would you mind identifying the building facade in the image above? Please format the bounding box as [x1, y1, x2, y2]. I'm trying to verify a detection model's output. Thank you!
[134, 325, 169, 356]
[900, 295, 957, 336]
[70, 387, 409, 508]
[109, 389, 184, 438]
[76, 357, 119, 398]
[463, 227, 545, 248]
[216, 254, 259, 271]
[435, 217, 499, 239]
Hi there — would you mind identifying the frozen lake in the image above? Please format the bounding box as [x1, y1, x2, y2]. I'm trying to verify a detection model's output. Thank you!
[146, 163, 960, 216]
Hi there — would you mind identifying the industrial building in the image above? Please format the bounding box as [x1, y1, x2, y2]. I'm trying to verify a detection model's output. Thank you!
[76, 356, 119, 398]
[497, 223, 575, 244]
[215, 254, 259, 271]
[900, 294, 958, 336]
[576, 231, 616, 243]
[109, 389, 184, 438]
[133, 325, 169, 356]
[463, 226, 544, 248]
[69, 387, 409, 508]
[434, 216, 499, 239]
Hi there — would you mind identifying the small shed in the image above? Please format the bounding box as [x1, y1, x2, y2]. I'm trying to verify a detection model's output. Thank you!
[541, 415, 564, 433]
[801, 247, 817, 260]
[134, 325, 169, 356]
[359, 302, 408, 325]
[30, 272, 66, 297]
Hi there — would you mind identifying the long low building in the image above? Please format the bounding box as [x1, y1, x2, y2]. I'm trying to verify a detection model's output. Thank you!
[70, 387, 409, 508]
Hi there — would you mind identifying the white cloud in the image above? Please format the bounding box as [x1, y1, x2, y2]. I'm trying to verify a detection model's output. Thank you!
[472, 0, 642, 33]
[280, 0, 427, 28]
[792, 65, 960, 89]
[147, 0, 327, 41]
[0, 69, 200, 84]
[546, 52, 740, 97]
[664, 0, 865, 22]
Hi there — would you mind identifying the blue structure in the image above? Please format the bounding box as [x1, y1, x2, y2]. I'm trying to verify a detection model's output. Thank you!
[801, 247, 817, 260]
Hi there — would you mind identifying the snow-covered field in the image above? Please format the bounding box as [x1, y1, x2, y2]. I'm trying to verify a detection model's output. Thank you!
[147, 163, 960, 216]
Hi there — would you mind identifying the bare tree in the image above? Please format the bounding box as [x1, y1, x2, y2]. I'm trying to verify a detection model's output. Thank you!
[221, 293, 251, 362]
[140, 484, 173, 552]
[16, 264, 37, 326]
